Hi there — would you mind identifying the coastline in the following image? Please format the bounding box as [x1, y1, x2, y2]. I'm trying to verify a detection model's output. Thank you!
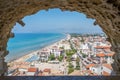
[8, 34, 67, 63]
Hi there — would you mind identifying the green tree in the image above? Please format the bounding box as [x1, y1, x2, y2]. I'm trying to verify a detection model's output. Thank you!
[76, 62, 80, 70]
[75, 57, 80, 70]
[76, 65, 80, 70]
[66, 50, 76, 56]
[72, 49, 77, 53]
[49, 54, 55, 61]
[68, 62, 74, 68]
[58, 55, 64, 61]
[68, 62, 74, 74]
[80, 52, 87, 58]
[66, 56, 71, 62]
[60, 46, 64, 49]
[82, 53, 87, 58]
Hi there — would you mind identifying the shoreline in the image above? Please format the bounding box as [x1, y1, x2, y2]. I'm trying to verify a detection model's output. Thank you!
[8, 34, 67, 63]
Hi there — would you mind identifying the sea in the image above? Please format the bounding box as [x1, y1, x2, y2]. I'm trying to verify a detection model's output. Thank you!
[5, 33, 66, 62]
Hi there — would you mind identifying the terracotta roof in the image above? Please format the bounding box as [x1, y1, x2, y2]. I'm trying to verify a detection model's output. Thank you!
[103, 46, 111, 49]
[43, 68, 51, 73]
[96, 53, 105, 57]
[86, 64, 95, 69]
[95, 46, 111, 49]
[28, 68, 37, 72]
[106, 53, 115, 56]
[102, 71, 110, 76]
[103, 64, 113, 70]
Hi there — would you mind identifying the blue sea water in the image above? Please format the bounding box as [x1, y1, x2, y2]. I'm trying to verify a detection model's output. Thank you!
[6, 33, 66, 62]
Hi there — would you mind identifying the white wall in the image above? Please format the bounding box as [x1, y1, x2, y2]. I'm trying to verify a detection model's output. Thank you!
[90, 66, 102, 75]
[19, 68, 28, 72]
[26, 72, 35, 76]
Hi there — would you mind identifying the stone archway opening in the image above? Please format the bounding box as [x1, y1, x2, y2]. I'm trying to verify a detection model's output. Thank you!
[0, 0, 120, 75]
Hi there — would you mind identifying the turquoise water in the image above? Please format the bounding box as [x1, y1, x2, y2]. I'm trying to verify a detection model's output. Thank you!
[6, 33, 66, 62]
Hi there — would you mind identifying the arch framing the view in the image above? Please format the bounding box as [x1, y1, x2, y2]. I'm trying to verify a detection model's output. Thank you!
[0, 0, 120, 75]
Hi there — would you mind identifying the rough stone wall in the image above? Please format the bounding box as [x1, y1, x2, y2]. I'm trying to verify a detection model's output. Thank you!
[0, 0, 120, 75]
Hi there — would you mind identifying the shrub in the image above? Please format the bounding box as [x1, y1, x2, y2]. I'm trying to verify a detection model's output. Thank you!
[68, 68, 74, 74]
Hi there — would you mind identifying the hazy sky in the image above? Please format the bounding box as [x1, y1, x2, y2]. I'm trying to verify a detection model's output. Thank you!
[12, 8, 103, 33]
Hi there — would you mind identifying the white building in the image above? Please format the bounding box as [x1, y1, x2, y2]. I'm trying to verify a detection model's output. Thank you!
[90, 64, 113, 76]
[50, 46, 64, 57]
[58, 42, 71, 50]
[80, 43, 90, 55]
[90, 64, 103, 75]
[105, 53, 114, 64]
[51, 49, 62, 57]
[39, 49, 50, 62]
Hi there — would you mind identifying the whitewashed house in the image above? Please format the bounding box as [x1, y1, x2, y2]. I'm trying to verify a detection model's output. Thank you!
[80, 43, 90, 55]
[39, 49, 50, 62]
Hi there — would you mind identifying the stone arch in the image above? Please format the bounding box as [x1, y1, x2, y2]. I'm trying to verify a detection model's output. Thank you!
[0, 0, 120, 75]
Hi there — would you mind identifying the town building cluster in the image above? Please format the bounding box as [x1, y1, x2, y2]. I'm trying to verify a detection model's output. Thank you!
[76, 34, 114, 75]
[7, 34, 115, 76]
